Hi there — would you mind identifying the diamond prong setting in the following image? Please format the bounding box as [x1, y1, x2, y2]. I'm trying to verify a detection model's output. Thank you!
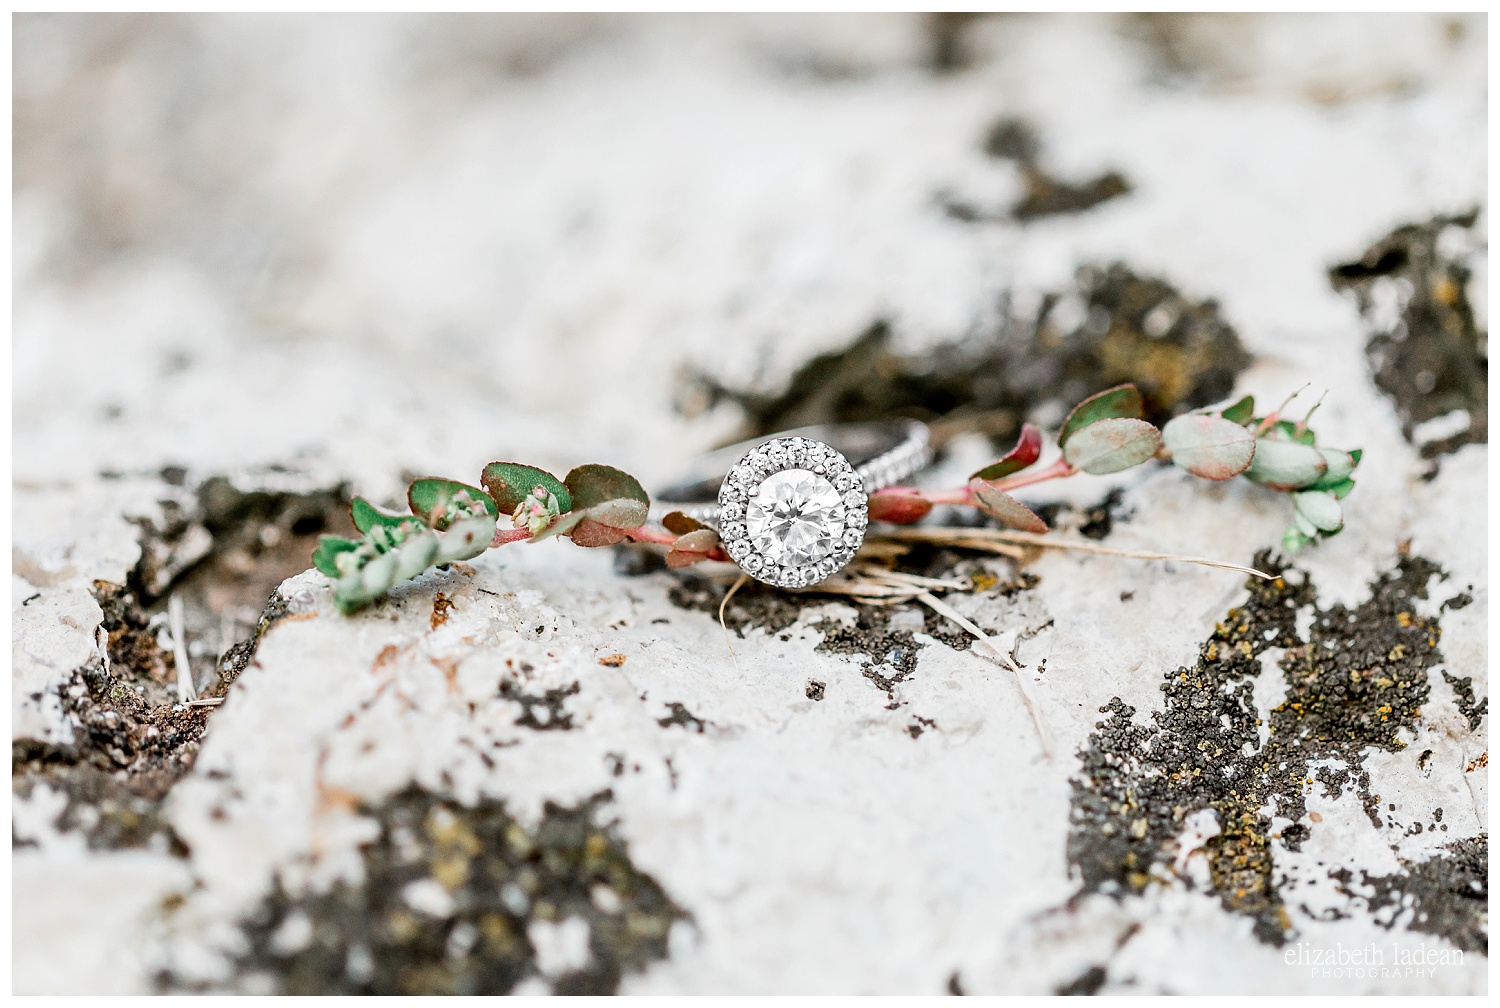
[716, 436, 866, 588]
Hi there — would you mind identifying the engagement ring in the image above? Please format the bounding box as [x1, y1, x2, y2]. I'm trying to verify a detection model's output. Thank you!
[651, 421, 932, 588]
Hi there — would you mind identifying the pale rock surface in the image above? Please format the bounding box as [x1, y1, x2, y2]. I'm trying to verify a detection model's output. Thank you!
[11, 13, 1486, 994]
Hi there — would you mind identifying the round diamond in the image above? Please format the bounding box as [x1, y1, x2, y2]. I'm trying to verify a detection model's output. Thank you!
[745, 469, 845, 566]
[720, 502, 743, 521]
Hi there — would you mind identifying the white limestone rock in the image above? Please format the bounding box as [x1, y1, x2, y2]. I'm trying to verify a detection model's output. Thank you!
[12, 13, 1486, 996]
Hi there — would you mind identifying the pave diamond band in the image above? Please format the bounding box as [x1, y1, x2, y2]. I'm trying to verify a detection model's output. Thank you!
[651, 421, 931, 587]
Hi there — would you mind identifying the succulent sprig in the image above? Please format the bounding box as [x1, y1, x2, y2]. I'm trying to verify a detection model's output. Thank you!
[870, 384, 1361, 553]
[313, 479, 500, 614]
[314, 463, 725, 614]
[313, 384, 1360, 613]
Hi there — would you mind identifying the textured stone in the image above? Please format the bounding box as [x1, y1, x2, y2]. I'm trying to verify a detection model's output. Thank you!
[11, 12, 1486, 996]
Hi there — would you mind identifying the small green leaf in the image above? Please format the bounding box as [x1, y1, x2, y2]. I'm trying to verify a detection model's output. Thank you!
[436, 515, 498, 562]
[969, 479, 1048, 533]
[1243, 438, 1327, 490]
[359, 551, 398, 594]
[661, 511, 708, 535]
[1282, 524, 1313, 554]
[1268, 419, 1317, 446]
[568, 519, 633, 548]
[408, 479, 497, 527]
[1062, 418, 1162, 474]
[1307, 449, 1357, 491]
[1323, 477, 1356, 500]
[564, 464, 649, 512]
[1293, 508, 1319, 539]
[313, 535, 360, 577]
[563, 465, 650, 545]
[391, 530, 441, 581]
[585, 498, 650, 530]
[1162, 414, 1256, 480]
[1293, 491, 1343, 533]
[1349, 449, 1363, 466]
[1058, 384, 1144, 448]
[1219, 396, 1255, 426]
[1320, 449, 1356, 483]
[667, 528, 721, 568]
[971, 423, 1043, 481]
[481, 462, 572, 515]
[336, 593, 369, 616]
[351, 497, 411, 533]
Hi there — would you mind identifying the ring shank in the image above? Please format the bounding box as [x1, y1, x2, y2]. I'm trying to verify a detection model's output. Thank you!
[649, 420, 931, 528]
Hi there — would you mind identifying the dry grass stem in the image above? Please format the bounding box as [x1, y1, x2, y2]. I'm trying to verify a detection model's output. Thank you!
[877, 526, 1272, 579]
[808, 562, 969, 605]
[718, 571, 749, 660]
[914, 589, 1054, 759]
[167, 594, 197, 703]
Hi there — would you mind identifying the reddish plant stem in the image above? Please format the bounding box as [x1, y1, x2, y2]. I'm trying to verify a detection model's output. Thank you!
[489, 526, 532, 547]
[628, 524, 730, 563]
[872, 456, 1078, 513]
[912, 487, 971, 505]
[987, 456, 1077, 493]
[625, 525, 679, 547]
[496, 518, 723, 560]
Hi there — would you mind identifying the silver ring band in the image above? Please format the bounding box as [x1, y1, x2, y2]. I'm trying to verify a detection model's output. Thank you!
[650, 420, 931, 530]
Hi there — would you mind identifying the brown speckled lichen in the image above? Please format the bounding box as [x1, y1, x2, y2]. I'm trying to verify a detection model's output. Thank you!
[1331, 210, 1488, 459]
[1068, 552, 1480, 947]
[1330, 835, 1488, 953]
[221, 786, 687, 995]
[684, 264, 1250, 452]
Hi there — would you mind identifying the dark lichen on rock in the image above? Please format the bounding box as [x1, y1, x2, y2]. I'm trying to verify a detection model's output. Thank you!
[1330, 835, 1488, 953]
[664, 551, 1029, 712]
[1034, 487, 1133, 542]
[1331, 209, 1487, 459]
[499, 680, 581, 732]
[666, 575, 808, 638]
[1068, 552, 1477, 947]
[218, 786, 687, 994]
[814, 603, 971, 710]
[942, 116, 1131, 222]
[657, 702, 709, 733]
[686, 263, 1249, 455]
[1441, 671, 1487, 733]
[1056, 964, 1108, 996]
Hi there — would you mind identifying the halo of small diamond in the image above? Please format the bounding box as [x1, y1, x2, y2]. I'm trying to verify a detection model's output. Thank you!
[716, 437, 866, 588]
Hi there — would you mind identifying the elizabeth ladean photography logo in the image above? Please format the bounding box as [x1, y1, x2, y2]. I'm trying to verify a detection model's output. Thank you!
[1285, 941, 1466, 978]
